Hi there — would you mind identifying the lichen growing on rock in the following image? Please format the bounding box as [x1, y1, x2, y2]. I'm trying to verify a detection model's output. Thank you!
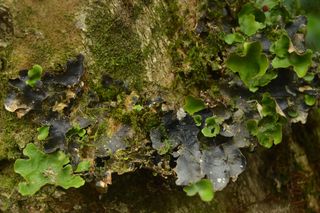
[1, 0, 320, 212]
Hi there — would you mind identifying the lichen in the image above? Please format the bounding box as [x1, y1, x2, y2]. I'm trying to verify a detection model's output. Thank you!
[14, 143, 86, 196]
[1, 0, 320, 211]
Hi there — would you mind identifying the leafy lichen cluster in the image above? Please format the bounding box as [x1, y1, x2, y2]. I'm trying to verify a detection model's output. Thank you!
[1, 0, 320, 208]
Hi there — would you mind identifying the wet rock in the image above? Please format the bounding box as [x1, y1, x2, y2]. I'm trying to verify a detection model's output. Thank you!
[200, 145, 229, 190]
[285, 16, 308, 53]
[222, 143, 246, 180]
[73, 117, 92, 129]
[211, 105, 232, 121]
[174, 140, 246, 191]
[220, 123, 236, 137]
[253, 34, 272, 52]
[260, 70, 315, 123]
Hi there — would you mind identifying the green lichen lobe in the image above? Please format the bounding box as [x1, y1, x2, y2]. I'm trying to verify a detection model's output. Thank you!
[14, 143, 85, 196]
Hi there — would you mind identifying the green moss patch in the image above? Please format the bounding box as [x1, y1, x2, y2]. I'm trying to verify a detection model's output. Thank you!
[86, 1, 145, 91]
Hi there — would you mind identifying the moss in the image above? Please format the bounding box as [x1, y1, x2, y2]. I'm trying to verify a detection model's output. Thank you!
[0, 114, 36, 160]
[0, 71, 36, 160]
[152, 1, 181, 38]
[8, 0, 83, 68]
[0, 162, 19, 211]
[28, 39, 76, 66]
[126, 110, 161, 134]
[85, 1, 169, 139]
[0, 1, 76, 160]
[0, 0, 84, 160]
[162, 1, 226, 89]
[0, 164, 17, 190]
[131, 0, 153, 20]
[141, 111, 162, 132]
[94, 84, 126, 102]
[86, 1, 145, 91]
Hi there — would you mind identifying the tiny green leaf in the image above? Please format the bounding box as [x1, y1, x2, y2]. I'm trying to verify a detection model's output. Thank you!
[193, 115, 202, 127]
[224, 33, 245, 45]
[303, 74, 315, 82]
[26, 64, 43, 87]
[37, 126, 50, 141]
[238, 3, 266, 36]
[133, 104, 143, 111]
[201, 117, 220, 138]
[270, 34, 290, 58]
[289, 50, 313, 78]
[75, 160, 91, 173]
[304, 94, 316, 106]
[256, 120, 282, 148]
[247, 120, 258, 135]
[184, 183, 197, 196]
[67, 124, 87, 138]
[239, 14, 265, 36]
[78, 129, 86, 138]
[183, 96, 206, 115]
[270, 28, 312, 78]
[261, 93, 277, 117]
[272, 56, 291, 68]
[287, 110, 298, 118]
[272, 49, 313, 78]
[247, 93, 283, 148]
[183, 179, 214, 202]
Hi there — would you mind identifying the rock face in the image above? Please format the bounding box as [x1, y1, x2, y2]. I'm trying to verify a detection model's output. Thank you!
[0, 0, 320, 212]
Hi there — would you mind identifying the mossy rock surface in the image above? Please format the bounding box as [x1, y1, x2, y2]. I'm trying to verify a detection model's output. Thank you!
[0, 0, 320, 212]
